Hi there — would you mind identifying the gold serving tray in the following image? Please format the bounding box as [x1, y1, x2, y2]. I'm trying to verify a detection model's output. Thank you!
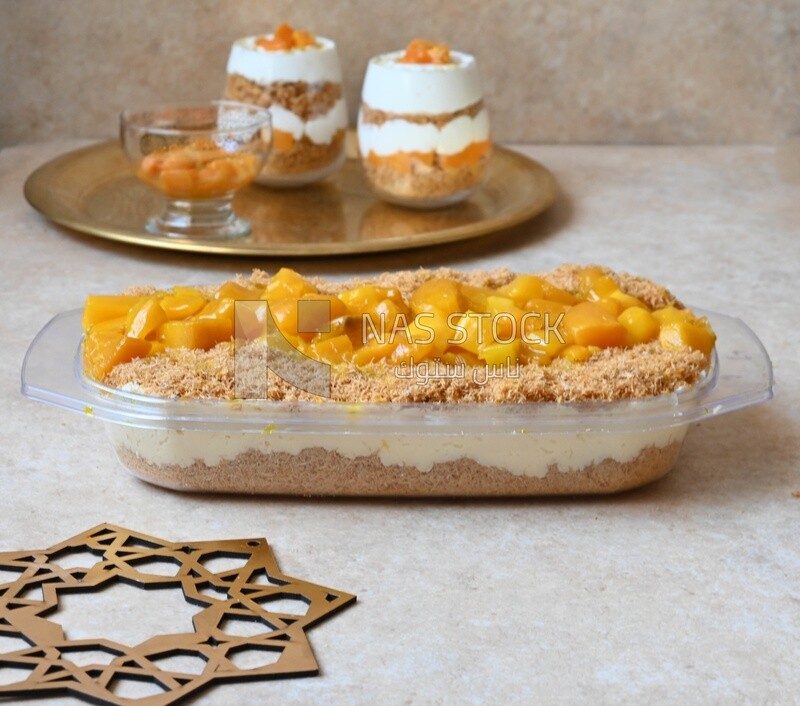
[24, 138, 556, 257]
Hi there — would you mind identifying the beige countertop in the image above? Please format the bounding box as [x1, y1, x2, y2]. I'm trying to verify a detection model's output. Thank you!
[0, 141, 798, 704]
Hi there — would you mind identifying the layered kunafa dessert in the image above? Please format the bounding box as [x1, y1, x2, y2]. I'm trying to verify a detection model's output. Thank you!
[358, 39, 491, 208]
[78, 265, 716, 496]
[225, 24, 348, 186]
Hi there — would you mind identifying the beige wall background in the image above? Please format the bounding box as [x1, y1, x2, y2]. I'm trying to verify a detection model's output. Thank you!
[1, 0, 799, 146]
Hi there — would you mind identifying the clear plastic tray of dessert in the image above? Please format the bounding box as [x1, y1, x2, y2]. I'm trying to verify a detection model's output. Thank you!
[22, 265, 772, 497]
[358, 39, 491, 209]
[224, 23, 348, 187]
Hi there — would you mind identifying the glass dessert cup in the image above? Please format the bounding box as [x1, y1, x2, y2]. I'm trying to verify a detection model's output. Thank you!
[120, 101, 271, 239]
[224, 31, 348, 188]
[358, 47, 491, 210]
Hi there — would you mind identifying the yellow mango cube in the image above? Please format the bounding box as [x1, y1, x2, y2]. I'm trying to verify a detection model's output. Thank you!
[82, 295, 146, 331]
[609, 289, 645, 311]
[498, 275, 546, 306]
[90, 316, 127, 334]
[659, 320, 716, 357]
[500, 275, 577, 306]
[157, 319, 224, 350]
[267, 298, 300, 338]
[417, 312, 453, 355]
[618, 307, 660, 345]
[410, 278, 464, 316]
[478, 338, 521, 367]
[197, 299, 235, 343]
[460, 284, 494, 310]
[594, 297, 624, 317]
[522, 299, 569, 342]
[311, 334, 354, 365]
[214, 281, 264, 301]
[351, 340, 399, 366]
[125, 296, 168, 340]
[588, 275, 618, 299]
[294, 294, 350, 342]
[159, 290, 206, 320]
[560, 344, 592, 363]
[83, 330, 152, 380]
[518, 343, 554, 366]
[486, 295, 517, 314]
[652, 306, 693, 325]
[390, 341, 428, 365]
[339, 285, 391, 312]
[523, 329, 567, 358]
[363, 298, 410, 343]
[562, 301, 628, 348]
[265, 268, 317, 300]
[441, 348, 479, 367]
[576, 265, 607, 295]
[449, 312, 485, 355]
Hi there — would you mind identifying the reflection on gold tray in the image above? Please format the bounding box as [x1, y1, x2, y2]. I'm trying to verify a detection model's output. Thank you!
[24, 139, 556, 257]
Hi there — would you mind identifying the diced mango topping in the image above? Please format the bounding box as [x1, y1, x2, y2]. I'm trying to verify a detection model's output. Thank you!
[397, 38, 452, 65]
[255, 23, 319, 51]
[136, 139, 260, 199]
[81, 266, 716, 381]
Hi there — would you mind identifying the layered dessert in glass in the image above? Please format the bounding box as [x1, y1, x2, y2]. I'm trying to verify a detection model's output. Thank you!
[358, 39, 491, 208]
[224, 24, 348, 186]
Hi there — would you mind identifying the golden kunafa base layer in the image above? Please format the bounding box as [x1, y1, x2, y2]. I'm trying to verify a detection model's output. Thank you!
[103, 265, 709, 403]
[263, 131, 345, 176]
[363, 154, 489, 200]
[116, 442, 681, 497]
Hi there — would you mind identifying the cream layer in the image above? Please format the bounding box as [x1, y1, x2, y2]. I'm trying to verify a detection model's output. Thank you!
[227, 36, 342, 84]
[108, 425, 686, 478]
[271, 98, 347, 145]
[361, 50, 483, 114]
[357, 108, 489, 157]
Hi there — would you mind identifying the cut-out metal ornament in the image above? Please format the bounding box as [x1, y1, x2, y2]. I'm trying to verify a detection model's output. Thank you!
[0, 524, 355, 705]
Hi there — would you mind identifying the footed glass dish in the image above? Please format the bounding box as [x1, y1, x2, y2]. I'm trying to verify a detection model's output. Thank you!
[120, 101, 271, 239]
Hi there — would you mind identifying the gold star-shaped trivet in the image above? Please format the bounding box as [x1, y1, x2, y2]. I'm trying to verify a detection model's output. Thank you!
[0, 523, 355, 705]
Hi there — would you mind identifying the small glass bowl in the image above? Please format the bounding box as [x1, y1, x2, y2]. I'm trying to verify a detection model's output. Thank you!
[120, 101, 271, 239]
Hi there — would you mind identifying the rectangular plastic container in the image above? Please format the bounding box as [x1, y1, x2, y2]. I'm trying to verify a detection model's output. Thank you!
[22, 309, 772, 496]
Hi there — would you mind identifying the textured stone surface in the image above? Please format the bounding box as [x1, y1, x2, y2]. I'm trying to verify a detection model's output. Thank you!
[0, 141, 798, 704]
[2, 0, 800, 146]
